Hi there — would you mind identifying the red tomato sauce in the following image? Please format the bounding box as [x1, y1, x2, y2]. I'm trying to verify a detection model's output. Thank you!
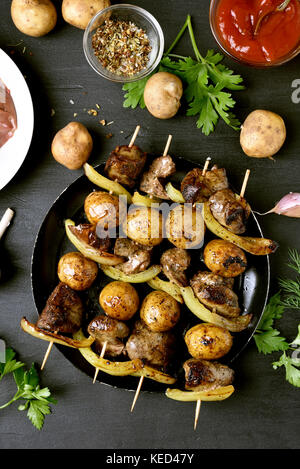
[215, 0, 300, 64]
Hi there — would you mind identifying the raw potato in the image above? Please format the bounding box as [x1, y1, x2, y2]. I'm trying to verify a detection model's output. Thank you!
[51, 122, 93, 170]
[240, 110, 286, 159]
[62, 0, 111, 30]
[99, 281, 139, 320]
[140, 291, 180, 332]
[185, 323, 233, 360]
[124, 206, 163, 247]
[144, 72, 183, 119]
[84, 191, 123, 228]
[57, 252, 98, 290]
[11, 0, 57, 37]
[204, 239, 247, 278]
[165, 204, 205, 249]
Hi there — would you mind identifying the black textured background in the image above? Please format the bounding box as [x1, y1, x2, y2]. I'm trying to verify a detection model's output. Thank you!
[0, 0, 299, 449]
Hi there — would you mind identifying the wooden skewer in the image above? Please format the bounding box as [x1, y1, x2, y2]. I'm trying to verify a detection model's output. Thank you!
[41, 331, 57, 370]
[194, 399, 202, 430]
[163, 134, 172, 156]
[131, 375, 144, 412]
[0, 208, 14, 240]
[129, 125, 141, 148]
[240, 169, 251, 199]
[202, 157, 211, 176]
[93, 340, 107, 384]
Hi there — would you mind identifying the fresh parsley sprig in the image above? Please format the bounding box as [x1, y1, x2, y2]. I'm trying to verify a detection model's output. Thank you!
[123, 15, 245, 135]
[254, 249, 300, 388]
[0, 345, 57, 430]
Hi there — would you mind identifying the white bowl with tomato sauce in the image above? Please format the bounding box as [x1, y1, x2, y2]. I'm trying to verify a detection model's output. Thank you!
[209, 0, 300, 67]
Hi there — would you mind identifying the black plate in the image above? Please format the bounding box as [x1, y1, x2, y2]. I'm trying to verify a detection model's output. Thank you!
[31, 158, 270, 393]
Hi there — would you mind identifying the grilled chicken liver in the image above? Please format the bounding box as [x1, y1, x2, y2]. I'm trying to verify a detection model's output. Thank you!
[190, 271, 240, 318]
[184, 358, 234, 391]
[36, 282, 84, 333]
[68, 223, 111, 251]
[181, 165, 228, 203]
[104, 145, 147, 188]
[88, 314, 130, 357]
[209, 188, 251, 234]
[126, 320, 176, 368]
[140, 155, 176, 199]
[160, 248, 191, 287]
[114, 238, 152, 275]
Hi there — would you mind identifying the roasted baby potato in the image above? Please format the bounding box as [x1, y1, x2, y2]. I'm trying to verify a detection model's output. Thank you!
[144, 72, 183, 119]
[124, 206, 163, 247]
[185, 323, 233, 360]
[84, 191, 123, 228]
[140, 291, 180, 332]
[57, 252, 98, 291]
[204, 239, 247, 278]
[165, 204, 205, 249]
[99, 281, 139, 320]
[51, 122, 93, 170]
[240, 110, 286, 159]
[11, 0, 57, 37]
[62, 0, 110, 30]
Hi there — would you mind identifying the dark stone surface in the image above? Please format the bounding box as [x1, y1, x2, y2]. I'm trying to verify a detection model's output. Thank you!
[0, 0, 299, 449]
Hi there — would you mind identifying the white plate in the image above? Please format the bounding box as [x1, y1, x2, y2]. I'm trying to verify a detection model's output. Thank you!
[0, 49, 34, 190]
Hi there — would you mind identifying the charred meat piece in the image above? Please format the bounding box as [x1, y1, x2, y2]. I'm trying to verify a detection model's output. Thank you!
[190, 271, 234, 289]
[88, 314, 130, 357]
[104, 145, 147, 188]
[140, 155, 176, 199]
[190, 271, 240, 318]
[181, 168, 211, 203]
[204, 165, 229, 193]
[68, 223, 110, 252]
[36, 282, 84, 334]
[184, 358, 234, 391]
[126, 320, 176, 368]
[160, 248, 191, 287]
[209, 188, 251, 234]
[114, 238, 152, 275]
[181, 165, 228, 203]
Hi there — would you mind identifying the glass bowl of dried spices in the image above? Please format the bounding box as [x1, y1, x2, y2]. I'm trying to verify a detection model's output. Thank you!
[83, 4, 164, 83]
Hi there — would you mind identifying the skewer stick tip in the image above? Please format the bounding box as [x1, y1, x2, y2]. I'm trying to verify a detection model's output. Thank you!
[40, 341, 54, 370]
[202, 157, 211, 177]
[129, 125, 141, 148]
[194, 399, 201, 431]
[131, 375, 144, 412]
[163, 134, 173, 156]
[92, 341, 107, 384]
[240, 169, 251, 199]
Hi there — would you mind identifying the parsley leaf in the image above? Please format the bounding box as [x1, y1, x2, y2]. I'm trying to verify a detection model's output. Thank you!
[257, 292, 285, 331]
[273, 352, 300, 388]
[254, 329, 289, 355]
[254, 292, 289, 354]
[0, 347, 57, 430]
[123, 74, 153, 109]
[0, 347, 24, 381]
